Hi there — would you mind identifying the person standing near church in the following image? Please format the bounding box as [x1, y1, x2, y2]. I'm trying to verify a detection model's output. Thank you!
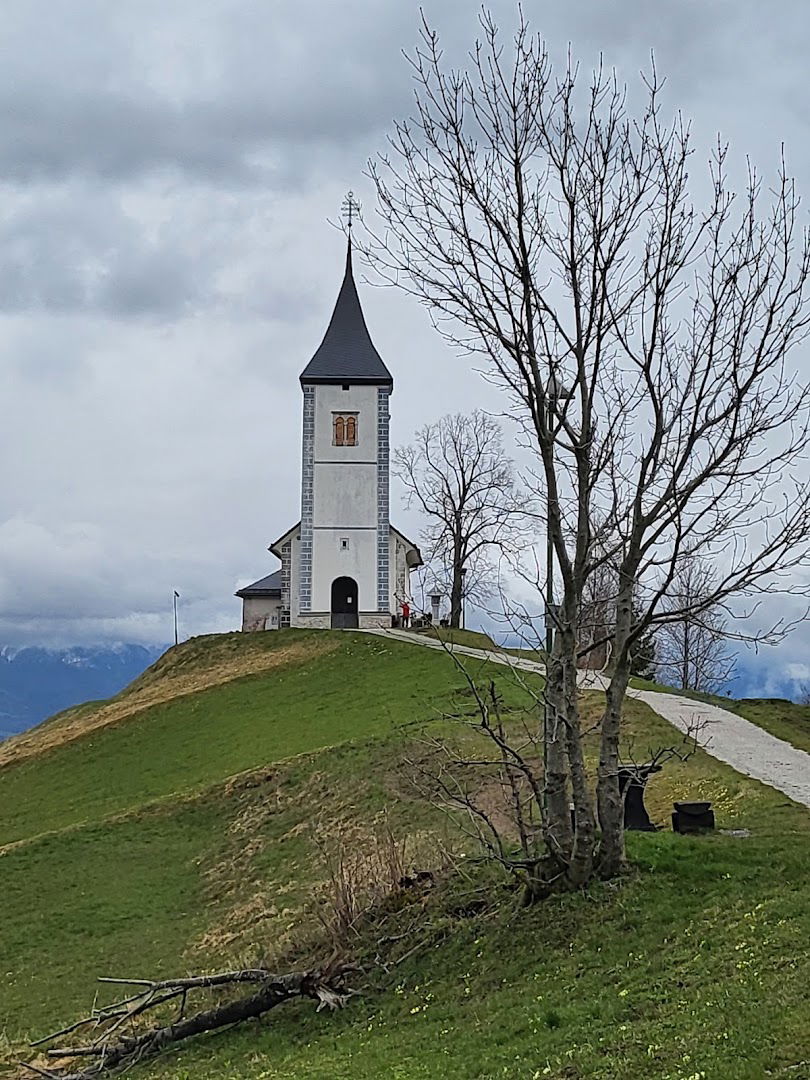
[401, 600, 410, 629]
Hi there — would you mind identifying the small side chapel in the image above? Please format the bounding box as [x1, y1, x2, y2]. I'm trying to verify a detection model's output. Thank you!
[237, 225, 422, 632]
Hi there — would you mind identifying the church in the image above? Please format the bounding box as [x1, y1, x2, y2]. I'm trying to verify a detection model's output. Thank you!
[236, 232, 422, 631]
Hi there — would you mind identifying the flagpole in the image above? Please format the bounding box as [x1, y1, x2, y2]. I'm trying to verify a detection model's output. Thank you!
[173, 591, 179, 646]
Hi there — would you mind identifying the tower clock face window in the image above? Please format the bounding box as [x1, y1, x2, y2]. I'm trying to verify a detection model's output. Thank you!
[333, 413, 358, 446]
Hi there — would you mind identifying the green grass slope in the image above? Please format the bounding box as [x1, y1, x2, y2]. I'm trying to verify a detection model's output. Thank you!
[732, 698, 810, 755]
[0, 630, 514, 847]
[1, 799, 227, 1039]
[0, 631, 530, 1048]
[1, 631, 809, 1080]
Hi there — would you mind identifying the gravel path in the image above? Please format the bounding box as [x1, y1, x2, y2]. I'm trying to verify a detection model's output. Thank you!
[361, 628, 810, 809]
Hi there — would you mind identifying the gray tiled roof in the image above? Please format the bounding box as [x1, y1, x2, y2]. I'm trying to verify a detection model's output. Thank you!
[299, 242, 393, 387]
[235, 569, 283, 598]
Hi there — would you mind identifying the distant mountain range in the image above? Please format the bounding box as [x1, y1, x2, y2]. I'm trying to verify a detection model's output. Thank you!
[0, 643, 166, 739]
[0, 635, 800, 745]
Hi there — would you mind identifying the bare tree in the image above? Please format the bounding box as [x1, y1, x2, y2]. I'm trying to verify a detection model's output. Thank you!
[656, 561, 737, 694]
[577, 539, 617, 671]
[395, 411, 528, 627]
[367, 11, 810, 889]
[408, 648, 704, 906]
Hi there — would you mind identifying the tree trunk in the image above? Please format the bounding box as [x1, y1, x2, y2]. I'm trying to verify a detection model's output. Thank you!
[539, 634, 573, 878]
[597, 575, 634, 877]
[560, 626, 596, 886]
[38, 968, 352, 1080]
[597, 667, 629, 877]
[450, 554, 463, 628]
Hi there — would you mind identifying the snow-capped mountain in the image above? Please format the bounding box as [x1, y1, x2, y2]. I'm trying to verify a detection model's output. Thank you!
[0, 643, 166, 739]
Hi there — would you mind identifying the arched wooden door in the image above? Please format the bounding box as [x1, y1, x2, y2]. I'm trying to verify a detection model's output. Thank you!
[331, 576, 359, 629]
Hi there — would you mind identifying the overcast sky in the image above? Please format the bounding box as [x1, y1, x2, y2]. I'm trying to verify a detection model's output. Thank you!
[1, 0, 809, 694]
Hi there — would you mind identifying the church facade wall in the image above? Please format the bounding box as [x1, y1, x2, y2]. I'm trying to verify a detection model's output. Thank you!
[288, 534, 300, 623]
[312, 463, 377, 529]
[389, 532, 412, 614]
[312, 384, 379, 461]
[298, 381, 385, 621]
[309, 528, 378, 613]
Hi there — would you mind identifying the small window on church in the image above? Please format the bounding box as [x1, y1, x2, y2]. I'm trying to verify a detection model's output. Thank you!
[340, 537, 349, 550]
[332, 413, 358, 446]
[342, 383, 350, 391]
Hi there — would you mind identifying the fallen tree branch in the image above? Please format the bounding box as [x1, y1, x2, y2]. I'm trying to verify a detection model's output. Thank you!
[25, 962, 357, 1079]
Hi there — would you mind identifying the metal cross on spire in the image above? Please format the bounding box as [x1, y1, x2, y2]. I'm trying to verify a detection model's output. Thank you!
[341, 190, 361, 231]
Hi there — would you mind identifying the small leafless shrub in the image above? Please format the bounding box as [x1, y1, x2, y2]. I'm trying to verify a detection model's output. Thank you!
[313, 819, 440, 946]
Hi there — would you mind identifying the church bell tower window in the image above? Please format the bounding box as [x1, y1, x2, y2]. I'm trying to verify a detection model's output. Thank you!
[333, 413, 358, 446]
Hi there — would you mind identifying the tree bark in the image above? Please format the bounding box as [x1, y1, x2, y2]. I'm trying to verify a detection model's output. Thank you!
[561, 628, 596, 887]
[450, 550, 463, 628]
[597, 575, 634, 877]
[540, 635, 573, 874]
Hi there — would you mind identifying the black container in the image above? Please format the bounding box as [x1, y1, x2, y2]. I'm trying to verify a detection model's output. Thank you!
[618, 764, 662, 831]
[672, 801, 715, 833]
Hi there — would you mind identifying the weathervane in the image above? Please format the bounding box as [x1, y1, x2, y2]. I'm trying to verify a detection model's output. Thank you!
[341, 190, 361, 231]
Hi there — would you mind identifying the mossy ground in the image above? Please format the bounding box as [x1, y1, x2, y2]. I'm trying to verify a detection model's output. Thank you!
[2, 631, 809, 1079]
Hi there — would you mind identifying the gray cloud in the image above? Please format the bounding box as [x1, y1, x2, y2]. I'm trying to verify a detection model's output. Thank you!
[0, 180, 329, 318]
[0, 0, 422, 186]
[1, 0, 809, 699]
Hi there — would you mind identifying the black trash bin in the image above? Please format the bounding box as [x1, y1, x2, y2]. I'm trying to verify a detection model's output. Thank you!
[672, 801, 715, 833]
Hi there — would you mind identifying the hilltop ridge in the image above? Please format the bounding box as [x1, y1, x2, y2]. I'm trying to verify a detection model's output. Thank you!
[2, 630, 810, 1079]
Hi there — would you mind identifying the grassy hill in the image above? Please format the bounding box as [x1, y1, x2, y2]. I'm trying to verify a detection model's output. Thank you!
[2, 630, 810, 1079]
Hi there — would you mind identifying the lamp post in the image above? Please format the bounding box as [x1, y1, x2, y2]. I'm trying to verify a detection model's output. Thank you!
[543, 375, 574, 806]
[460, 567, 468, 630]
[173, 590, 180, 646]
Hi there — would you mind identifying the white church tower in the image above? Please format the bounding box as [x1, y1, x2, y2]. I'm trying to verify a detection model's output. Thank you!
[236, 223, 421, 632]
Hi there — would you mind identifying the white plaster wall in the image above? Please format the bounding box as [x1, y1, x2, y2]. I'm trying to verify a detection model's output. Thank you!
[389, 534, 412, 612]
[313, 384, 379, 463]
[312, 463, 377, 529]
[307, 383, 382, 615]
[242, 596, 282, 631]
[311, 528, 378, 613]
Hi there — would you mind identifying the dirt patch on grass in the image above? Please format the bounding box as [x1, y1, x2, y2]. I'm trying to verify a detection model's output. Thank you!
[191, 758, 447, 967]
[0, 637, 338, 770]
[191, 766, 339, 962]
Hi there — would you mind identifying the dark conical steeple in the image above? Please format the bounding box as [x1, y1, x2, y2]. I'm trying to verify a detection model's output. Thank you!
[299, 239, 393, 388]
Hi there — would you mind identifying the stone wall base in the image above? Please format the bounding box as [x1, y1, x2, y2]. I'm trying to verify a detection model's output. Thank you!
[289, 612, 394, 631]
[358, 613, 395, 630]
[292, 613, 332, 630]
